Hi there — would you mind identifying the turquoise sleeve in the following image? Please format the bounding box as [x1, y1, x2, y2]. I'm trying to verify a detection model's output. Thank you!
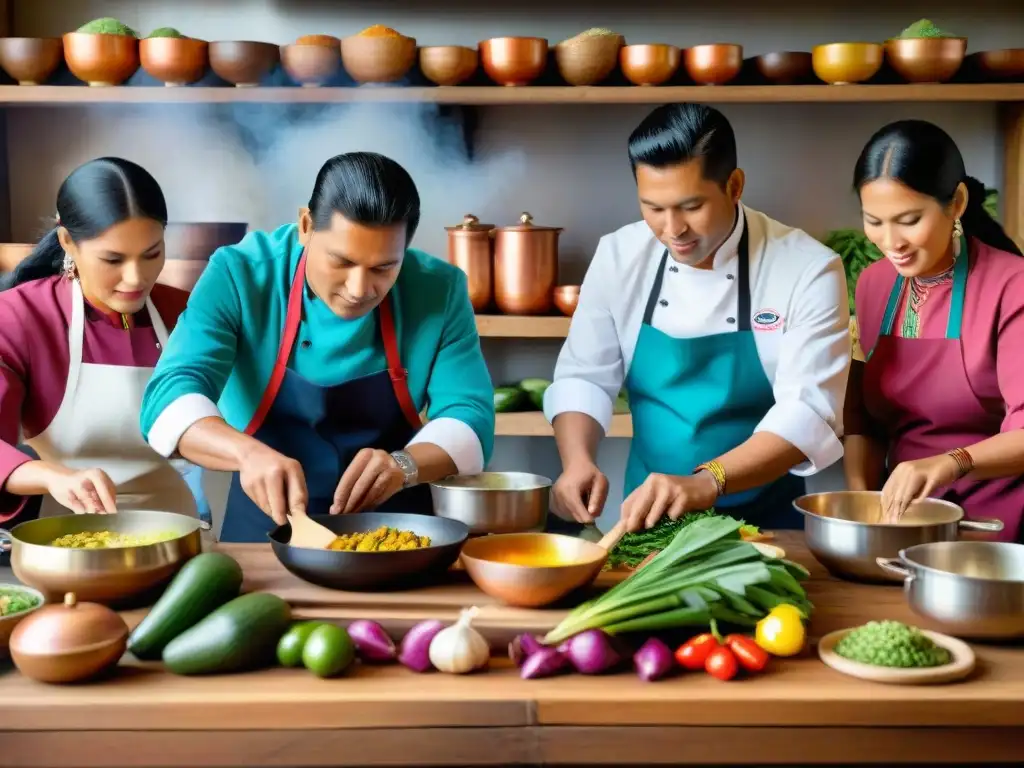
[140, 253, 242, 438]
[425, 271, 496, 464]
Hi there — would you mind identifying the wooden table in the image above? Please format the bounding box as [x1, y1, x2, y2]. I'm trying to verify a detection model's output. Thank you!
[1, 533, 1022, 767]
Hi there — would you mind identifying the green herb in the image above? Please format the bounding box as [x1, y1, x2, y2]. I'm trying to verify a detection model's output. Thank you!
[834, 620, 952, 668]
[544, 516, 812, 645]
[606, 510, 759, 569]
[77, 17, 138, 37]
[984, 188, 1000, 221]
[147, 27, 184, 39]
[898, 19, 958, 39]
[0, 587, 41, 617]
[823, 229, 884, 315]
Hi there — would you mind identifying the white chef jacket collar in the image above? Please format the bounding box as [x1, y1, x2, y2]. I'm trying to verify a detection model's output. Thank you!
[674, 204, 745, 273]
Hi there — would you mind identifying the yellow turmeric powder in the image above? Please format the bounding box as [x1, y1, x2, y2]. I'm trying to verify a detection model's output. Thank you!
[358, 25, 402, 38]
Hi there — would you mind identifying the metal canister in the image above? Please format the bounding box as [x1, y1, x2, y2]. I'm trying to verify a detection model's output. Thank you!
[444, 214, 494, 313]
[492, 212, 562, 315]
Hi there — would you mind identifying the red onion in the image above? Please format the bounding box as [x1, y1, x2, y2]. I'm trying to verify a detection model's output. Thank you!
[347, 620, 397, 663]
[633, 637, 675, 682]
[508, 633, 545, 667]
[565, 629, 621, 675]
[521, 647, 570, 680]
[398, 620, 445, 673]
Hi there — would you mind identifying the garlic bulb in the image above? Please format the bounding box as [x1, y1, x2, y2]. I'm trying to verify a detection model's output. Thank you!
[428, 606, 490, 674]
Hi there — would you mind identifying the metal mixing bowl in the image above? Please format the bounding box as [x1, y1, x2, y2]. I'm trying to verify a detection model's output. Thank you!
[877, 541, 1024, 639]
[430, 472, 551, 535]
[794, 491, 1003, 583]
[0, 511, 203, 607]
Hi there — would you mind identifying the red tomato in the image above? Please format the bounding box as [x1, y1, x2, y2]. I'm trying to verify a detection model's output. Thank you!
[704, 645, 739, 681]
[674, 633, 718, 671]
[725, 634, 770, 673]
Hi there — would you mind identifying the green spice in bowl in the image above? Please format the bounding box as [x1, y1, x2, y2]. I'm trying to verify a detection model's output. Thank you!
[77, 17, 138, 37]
[0, 584, 45, 658]
[835, 620, 953, 668]
[898, 19, 959, 39]
[147, 27, 185, 39]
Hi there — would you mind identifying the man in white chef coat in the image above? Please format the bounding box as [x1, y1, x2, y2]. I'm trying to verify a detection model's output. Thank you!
[545, 102, 851, 533]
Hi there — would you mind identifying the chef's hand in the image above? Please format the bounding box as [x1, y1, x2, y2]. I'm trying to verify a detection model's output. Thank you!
[552, 461, 609, 523]
[621, 472, 719, 533]
[332, 448, 405, 515]
[45, 466, 119, 514]
[880, 455, 960, 522]
[238, 443, 308, 526]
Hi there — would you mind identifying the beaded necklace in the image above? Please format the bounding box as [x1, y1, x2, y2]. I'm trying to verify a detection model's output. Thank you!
[899, 242, 959, 339]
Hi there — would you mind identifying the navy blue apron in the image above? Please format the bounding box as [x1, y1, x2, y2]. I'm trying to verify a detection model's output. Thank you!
[219, 250, 432, 543]
[622, 221, 805, 529]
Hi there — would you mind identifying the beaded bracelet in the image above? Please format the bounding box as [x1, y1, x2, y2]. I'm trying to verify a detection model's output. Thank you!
[947, 447, 975, 479]
[694, 460, 727, 497]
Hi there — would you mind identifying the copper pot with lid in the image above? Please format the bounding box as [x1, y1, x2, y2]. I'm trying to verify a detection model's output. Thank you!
[9, 591, 128, 683]
[445, 213, 494, 313]
[493, 212, 563, 315]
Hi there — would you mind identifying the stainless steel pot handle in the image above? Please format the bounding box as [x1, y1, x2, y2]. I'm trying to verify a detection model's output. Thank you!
[875, 557, 912, 579]
[0, 527, 11, 553]
[958, 518, 1004, 533]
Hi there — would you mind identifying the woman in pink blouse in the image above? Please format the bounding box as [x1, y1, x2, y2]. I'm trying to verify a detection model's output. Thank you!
[0, 157, 194, 524]
[844, 119, 1024, 541]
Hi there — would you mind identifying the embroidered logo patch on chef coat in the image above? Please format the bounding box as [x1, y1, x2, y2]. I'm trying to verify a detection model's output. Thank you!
[752, 309, 783, 331]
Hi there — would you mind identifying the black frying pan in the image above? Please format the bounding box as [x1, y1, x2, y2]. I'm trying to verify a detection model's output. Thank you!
[268, 512, 470, 591]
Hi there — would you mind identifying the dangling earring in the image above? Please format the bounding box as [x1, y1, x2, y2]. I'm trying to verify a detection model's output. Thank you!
[62, 252, 78, 281]
[953, 218, 964, 240]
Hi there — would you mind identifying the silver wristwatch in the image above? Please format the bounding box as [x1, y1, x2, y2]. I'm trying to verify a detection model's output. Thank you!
[390, 450, 419, 489]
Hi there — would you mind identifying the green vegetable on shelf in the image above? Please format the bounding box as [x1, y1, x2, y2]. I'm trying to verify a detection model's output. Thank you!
[897, 19, 959, 39]
[834, 620, 952, 668]
[147, 27, 185, 39]
[519, 378, 551, 410]
[613, 389, 630, 415]
[77, 17, 138, 37]
[822, 229, 884, 315]
[494, 386, 527, 413]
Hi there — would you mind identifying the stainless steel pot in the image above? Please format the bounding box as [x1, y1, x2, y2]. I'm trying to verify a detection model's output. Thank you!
[794, 491, 1003, 583]
[430, 472, 551, 535]
[0, 510, 204, 607]
[877, 541, 1024, 639]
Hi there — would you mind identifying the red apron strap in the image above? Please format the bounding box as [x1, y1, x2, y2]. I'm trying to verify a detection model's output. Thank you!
[244, 251, 308, 435]
[379, 295, 423, 429]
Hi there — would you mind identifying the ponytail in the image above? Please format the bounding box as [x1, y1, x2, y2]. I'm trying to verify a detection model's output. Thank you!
[0, 228, 64, 292]
[961, 176, 1022, 257]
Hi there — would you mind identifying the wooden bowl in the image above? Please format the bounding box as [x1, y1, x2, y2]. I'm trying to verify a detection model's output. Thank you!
[209, 40, 279, 87]
[419, 45, 478, 86]
[619, 44, 681, 86]
[553, 285, 580, 316]
[755, 51, 813, 84]
[812, 42, 883, 85]
[295, 34, 340, 48]
[479, 37, 548, 87]
[281, 43, 341, 87]
[340, 34, 417, 84]
[684, 43, 742, 85]
[62, 32, 139, 87]
[884, 37, 966, 83]
[0, 37, 63, 85]
[971, 48, 1024, 80]
[139, 37, 208, 86]
[554, 33, 624, 86]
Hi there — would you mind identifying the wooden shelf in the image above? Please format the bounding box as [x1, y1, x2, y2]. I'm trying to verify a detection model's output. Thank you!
[496, 412, 632, 438]
[476, 315, 570, 338]
[1, 84, 1023, 106]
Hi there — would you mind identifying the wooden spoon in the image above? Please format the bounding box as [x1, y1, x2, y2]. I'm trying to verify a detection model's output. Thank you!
[287, 513, 336, 549]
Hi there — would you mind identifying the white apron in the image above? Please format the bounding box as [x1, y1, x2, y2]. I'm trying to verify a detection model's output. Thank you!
[26, 280, 198, 520]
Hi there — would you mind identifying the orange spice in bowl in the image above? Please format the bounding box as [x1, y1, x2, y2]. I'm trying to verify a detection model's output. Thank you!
[358, 25, 402, 38]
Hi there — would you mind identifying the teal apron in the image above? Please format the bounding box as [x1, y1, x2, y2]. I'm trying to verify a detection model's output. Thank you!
[622, 222, 805, 528]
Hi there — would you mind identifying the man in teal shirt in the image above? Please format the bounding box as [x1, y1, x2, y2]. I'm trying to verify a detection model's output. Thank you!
[140, 152, 495, 542]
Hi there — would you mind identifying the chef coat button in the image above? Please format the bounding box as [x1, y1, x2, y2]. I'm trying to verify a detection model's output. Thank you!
[301, 340, 312, 349]
[727, 317, 736, 324]
[659, 299, 669, 307]
[669, 266, 679, 273]
[726, 274, 735, 280]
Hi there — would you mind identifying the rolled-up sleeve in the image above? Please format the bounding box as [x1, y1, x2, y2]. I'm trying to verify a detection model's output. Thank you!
[754, 252, 851, 475]
[407, 270, 494, 475]
[543, 238, 624, 433]
[141, 254, 242, 457]
[997, 273, 1024, 433]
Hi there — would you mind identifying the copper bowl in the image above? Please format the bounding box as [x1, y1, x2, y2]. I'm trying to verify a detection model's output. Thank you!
[553, 285, 580, 316]
[972, 48, 1024, 80]
[62, 32, 139, 86]
[684, 43, 742, 85]
[139, 37, 208, 86]
[0, 38, 63, 85]
[340, 34, 417, 84]
[209, 40, 279, 87]
[419, 45, 478, 86]
[884, 37, 966, 83]
[0, 584, 45, 659]
[479, 37, 548, 87]
[619, 44, 681, 86]
[554, 33, 624, 86]
[281, 43, 342, 87]
[812, 42, 883, 85]
[755, 51, 813, 84]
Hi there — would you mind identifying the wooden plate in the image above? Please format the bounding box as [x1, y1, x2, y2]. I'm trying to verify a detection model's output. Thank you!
[818, 627, 975, 685]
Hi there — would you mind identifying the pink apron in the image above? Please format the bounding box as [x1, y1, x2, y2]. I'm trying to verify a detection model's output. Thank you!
[863, 238, 1024, 542]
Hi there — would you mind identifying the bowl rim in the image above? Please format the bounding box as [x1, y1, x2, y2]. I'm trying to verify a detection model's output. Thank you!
[883, 36, 968, 44]
[63, 31, 139, 41]
[0, 36, 63, 44]
[897, 541, 1024, 585]
[430, 471, 552, 492]
[460, 531, 606, 570]
[0, 583, 46, 620]
[793, 490, 965, 528]
[5, 509, 205, 550]
[622, 42, 681, 50]
[813, 42, 884, 49]
[267, 511, 470, 551]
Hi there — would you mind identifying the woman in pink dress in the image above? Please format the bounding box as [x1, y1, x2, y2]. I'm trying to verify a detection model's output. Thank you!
[844, 119, 1024, 541]
[0, 157, 195, 525]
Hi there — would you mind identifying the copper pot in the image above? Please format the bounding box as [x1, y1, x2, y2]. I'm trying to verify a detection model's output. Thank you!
[493, 212, 562, 316]
[445, 214, 494, 313]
